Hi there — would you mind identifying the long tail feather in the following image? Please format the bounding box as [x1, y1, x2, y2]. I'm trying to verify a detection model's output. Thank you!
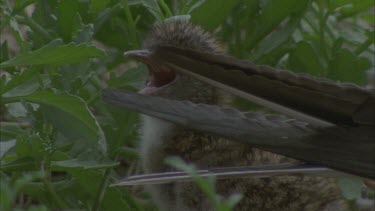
[112, 163, 353, 186]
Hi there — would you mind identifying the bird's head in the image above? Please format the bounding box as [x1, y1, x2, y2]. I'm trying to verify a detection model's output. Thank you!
[125, 20, 224, 104]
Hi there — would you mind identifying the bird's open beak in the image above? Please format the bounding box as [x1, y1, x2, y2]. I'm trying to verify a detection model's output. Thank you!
[124, 49, 177, 95]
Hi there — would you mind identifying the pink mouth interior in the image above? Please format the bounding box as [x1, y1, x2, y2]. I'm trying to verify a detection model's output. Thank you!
[139, 67, 176, 95]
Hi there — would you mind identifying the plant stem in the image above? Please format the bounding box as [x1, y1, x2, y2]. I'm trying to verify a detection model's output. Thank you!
[302, 17, 319, 35]
[92, 168, 111, 211]
[158, 0, 173, 18]
[318, 12, 329, 59]
[355, 38, 372, 56]
[16, 13, 53, 41]
[0, 97, 19, 105]
[43, 178, 66, 207]
[92, 154, 119, 211]
[41, 161, 67, 208]
[121, 0, 139, 48]
[0, 121, 31, 128]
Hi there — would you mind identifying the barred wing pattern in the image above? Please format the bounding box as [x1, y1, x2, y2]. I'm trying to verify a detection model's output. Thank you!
[103, 90, 375, 179]
[152, 46, 375, 127]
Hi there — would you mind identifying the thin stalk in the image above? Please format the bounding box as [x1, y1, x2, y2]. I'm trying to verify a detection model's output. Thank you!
[121, 0, 139, 48]
[86, 93, 101, 105]
[318, 12, 330, 60]
[41, 161, 67, 208]
[16, 13, 53, 41]
[354, 38, 373, 56]
[302, 17, 319, 35]
[92, 154, 119, 211]
[0, 97, 19, 105]
[42, 178, 66, 208]
[158, 0, 173, 18]
[92, 168, 112, 211]
[86, 75, 104, 105]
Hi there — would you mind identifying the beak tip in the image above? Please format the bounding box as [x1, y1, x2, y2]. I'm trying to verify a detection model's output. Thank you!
[123, 51, 132, 56]
[123, 49, 150, 58]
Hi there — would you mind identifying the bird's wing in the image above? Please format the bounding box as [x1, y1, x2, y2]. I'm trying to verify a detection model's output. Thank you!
[112, 163, 351, 186]
[103, 89, 375, 179]
[152, 46, 375, 127]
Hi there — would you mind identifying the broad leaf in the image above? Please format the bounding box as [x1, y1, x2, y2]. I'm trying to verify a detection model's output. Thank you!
[12, 90, 106, 151]
[15, 135, 45, 160]
[328, 49, 372, 84]
[288, 41, 325, 76]
[57, 0, 79, 41]
[252, 18, 298, 62]
[1, 68, 47, 98]
[0, 39, 107, 68]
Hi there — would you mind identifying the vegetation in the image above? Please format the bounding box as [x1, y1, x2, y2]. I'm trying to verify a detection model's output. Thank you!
[0, 0, 373, 210]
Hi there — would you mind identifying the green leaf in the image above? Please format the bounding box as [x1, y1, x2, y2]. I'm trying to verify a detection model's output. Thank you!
[108, 65, 147, 90]
[337, 178, 363, 200]
[224, 193, 243, 210]
[15, 135, 45, 160]
[337, 0, 374, 20]
[354, 31, 374, 56]
[0, 39, 107, 68]
[0, 124, 27, 142]
[246, 0, 309, 49]
[13, 0, 37, 12]
[191, 0, 240, 30]
[0, 176, 15, 211]
[9, 17, 30, 53]
[180, 0, 206, 14]
[288, 41, 325, 76]
[0, 41, 9, 63]
[64, 169, 139, 210]
[0, 140, 16, 158]
[252, 18, 298, 61]
[72, 24, 94, 44]
[6, 102, 28, 118]
[1, 69, 46, 98]
[327, 0, 352, 11]
[51, 148, 117, 170]
[140, 0, 165, 21]
[57, 0, 79, 41]
[11, 91, 106, 151]
[164, 15, 191, 23]
[0, 157, 36, 172]
[328, 49, 371, 84]
[128, 0, 142, 5]
[90, 0, 111, 16]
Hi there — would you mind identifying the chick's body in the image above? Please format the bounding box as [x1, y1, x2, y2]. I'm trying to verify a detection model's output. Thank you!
[139, 21, 348, 211]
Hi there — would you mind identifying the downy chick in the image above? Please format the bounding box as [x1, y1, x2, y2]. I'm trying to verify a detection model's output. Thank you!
[130, 20, 348, 211]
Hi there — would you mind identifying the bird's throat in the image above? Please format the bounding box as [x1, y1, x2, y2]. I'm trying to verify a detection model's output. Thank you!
[139, 66, 176, 95]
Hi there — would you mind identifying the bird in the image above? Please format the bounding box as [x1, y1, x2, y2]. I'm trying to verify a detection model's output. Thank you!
[123, 20, 349, 211]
